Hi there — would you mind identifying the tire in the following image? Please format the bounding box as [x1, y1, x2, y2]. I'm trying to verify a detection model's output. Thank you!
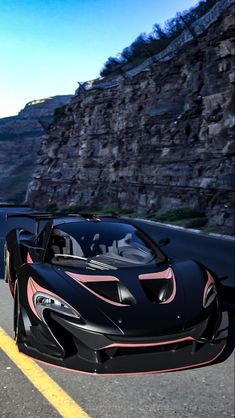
[4, 243, 15, 296]
[3, 242, 9, 283]
[13, 279, 21, 342]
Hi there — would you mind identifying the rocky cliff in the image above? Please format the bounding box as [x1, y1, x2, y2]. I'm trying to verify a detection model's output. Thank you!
[0, 95, 72, 204]
[27, 3, 235, 234]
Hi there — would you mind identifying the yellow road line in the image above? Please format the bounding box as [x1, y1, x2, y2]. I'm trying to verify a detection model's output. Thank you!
[0, 327, 90, 418]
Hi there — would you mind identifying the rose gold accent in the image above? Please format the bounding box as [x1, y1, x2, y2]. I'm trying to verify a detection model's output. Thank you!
[27, 277, 76, 319]
[101, 336, 194, 349]
[139, 268, 172, 280]
[5, 249, 10, 278]
[65, 271, 129, 307]
[5, 249, 13, 295]
[78, 280, 129, 307]
[27, 278, 41, 319]
[161, 273, 176, 304]
[27, 253, 33, 264]
[203, 271, 215, 306]
[20, 343, 226, 376]
[139, 268, 176, 304]
[65, 272, 119, 283]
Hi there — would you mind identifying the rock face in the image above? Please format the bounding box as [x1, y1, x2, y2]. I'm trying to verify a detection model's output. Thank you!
[0, 95, 72, 204]
[27, 4, 235, 234]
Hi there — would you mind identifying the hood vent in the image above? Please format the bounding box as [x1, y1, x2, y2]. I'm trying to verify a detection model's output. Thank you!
[139, 269, 176, 304]
[140, 279, 174, 303]
[86, 281, 136, 306]
[65, 271, 135, 307]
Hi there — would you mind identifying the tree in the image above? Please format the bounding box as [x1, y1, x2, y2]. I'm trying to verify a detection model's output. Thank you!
[99, 0, 218, 77]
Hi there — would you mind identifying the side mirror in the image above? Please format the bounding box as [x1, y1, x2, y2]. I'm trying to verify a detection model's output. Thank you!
[158, 238, 171, 247]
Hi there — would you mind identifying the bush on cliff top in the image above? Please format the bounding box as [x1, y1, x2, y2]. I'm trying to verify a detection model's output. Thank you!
[54, 105, 66, 120]
[100, 0, 218, 77]
[46, 204, 207, 229]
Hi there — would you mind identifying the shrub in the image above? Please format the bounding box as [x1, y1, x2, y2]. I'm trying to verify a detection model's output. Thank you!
[46, 203, 58, 212]
[100, 0, 218, 77]
[54, 105, 66, 120]
[154, 207, 205, 222]
[170, 217, 208, 228]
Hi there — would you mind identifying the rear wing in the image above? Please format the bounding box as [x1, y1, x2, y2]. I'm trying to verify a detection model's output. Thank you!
[5, 212, 53, 221]
[5, 212, 53, 238]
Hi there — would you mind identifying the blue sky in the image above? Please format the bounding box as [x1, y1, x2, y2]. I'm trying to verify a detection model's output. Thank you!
[0, 0, 199, 117]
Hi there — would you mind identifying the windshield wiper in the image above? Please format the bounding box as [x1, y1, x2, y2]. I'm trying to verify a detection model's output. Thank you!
[54, 254, 116, 270]
[55, 254, 87, 261]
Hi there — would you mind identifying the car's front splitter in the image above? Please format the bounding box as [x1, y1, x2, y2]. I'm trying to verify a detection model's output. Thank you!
[17, 311, 228, 375]
[18, 338, 226, 375]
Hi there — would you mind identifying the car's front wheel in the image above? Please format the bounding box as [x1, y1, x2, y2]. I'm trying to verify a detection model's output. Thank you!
[4, 243, 15, 296]
[14, 279, 21, 342]
[3, 242, 9, 283]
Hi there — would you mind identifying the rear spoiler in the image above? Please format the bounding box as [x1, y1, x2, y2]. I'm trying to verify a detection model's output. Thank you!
[5, 212, 53, 238]
[5, 212, 53, 221]
[66, 212, 119, 219]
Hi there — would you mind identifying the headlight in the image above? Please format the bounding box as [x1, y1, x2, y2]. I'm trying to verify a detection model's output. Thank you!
[203, 283, 218, 308]
[33, 292, 80, 321]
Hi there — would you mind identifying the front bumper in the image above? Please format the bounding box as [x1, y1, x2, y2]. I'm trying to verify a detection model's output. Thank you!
[18, 310, 229, 375]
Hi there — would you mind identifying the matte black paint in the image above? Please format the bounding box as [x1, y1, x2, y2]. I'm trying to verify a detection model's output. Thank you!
[4, 215, 228, 374]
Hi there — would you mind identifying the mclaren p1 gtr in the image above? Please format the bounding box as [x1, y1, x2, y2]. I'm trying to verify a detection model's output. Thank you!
[4, 212, 228, 374]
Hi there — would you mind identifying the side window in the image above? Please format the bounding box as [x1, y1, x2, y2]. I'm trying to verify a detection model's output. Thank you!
[46, 228, 84, 261]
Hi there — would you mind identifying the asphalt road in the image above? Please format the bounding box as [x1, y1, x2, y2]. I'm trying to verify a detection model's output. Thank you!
[0, 207, 234, 418]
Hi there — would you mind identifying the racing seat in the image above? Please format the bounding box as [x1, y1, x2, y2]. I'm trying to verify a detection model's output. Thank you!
[49, 231, 84, 259]
[90, 234, 106, 256]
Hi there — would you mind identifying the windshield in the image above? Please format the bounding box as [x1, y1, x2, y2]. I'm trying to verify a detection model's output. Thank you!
[46, 221, 167, 270]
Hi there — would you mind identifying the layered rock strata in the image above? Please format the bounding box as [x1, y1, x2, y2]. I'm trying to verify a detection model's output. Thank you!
[27, 5, 235, 234]
[0, 95, 72, 204]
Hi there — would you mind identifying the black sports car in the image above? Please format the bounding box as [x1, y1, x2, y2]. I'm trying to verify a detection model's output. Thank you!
[4, 212, 228, 374]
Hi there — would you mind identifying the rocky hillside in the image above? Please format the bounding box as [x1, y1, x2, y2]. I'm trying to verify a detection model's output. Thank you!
[27, 2, 235, 234]
[0, 95, 72, 204]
